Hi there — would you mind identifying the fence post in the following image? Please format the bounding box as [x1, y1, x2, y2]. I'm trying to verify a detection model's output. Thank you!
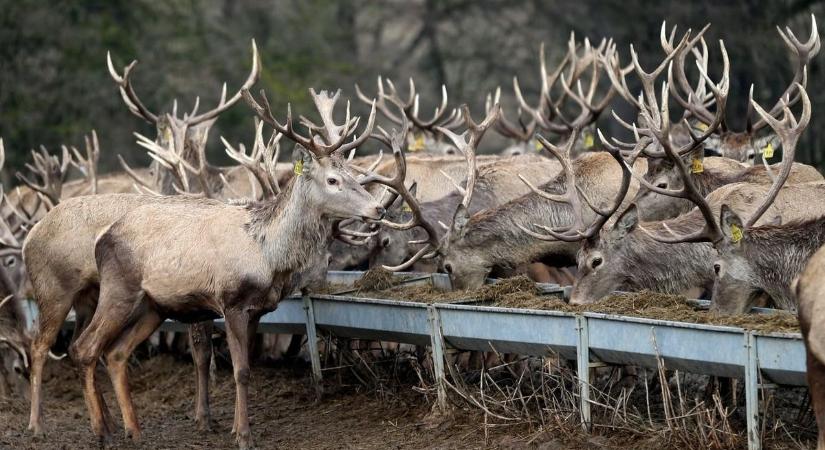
[744, 331, 761, 450]
[302, 293, 323, 398]
[427, 305, 448, 410]
[575, 315, 592, 431]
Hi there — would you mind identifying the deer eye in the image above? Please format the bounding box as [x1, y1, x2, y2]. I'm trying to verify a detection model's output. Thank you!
[327, 178, 338, 186]
[656, 182, 667, 189]
[591, 257, 603, 269]
[4, 257, 15, 267]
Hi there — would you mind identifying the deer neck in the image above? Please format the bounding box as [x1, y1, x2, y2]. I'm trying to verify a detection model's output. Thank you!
[742, 217, 825, 309]
[623, 217, 717, 293]
[454, 186, 579, 269]
[247, 177, 331, 274]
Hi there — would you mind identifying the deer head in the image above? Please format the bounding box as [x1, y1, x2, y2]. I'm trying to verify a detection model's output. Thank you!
[244, 87, 385, 222]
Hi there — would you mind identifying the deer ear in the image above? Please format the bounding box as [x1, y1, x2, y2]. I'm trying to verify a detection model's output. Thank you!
[720, 204, 745, 244]
[612, 204, 638, 238]
[408, 182, 418, 199]
[451, 204, 470, 239]
[291, 144, 314, 174]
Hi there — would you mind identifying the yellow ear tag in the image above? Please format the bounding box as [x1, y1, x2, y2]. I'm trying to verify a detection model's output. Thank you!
[691, 158, 704, 174]
[583, 133, 595, 149]
[401, 203, 412, 213]
[697, 122, 709, 132]
[730, 223, 743, 243]
[410, 134, 425, 152]
[534, 140, 543, 152]
[293, 159, 304, 176]
[762, 142, 774, 159]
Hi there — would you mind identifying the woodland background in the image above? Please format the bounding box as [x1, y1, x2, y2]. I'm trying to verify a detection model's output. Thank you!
[1, 0, 823, 175]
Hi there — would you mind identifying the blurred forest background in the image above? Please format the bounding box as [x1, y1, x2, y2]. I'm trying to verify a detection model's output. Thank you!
[0, 0, 823, 178]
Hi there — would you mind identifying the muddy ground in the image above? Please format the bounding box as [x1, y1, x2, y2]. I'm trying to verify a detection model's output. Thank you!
[0, 355, 565, 450]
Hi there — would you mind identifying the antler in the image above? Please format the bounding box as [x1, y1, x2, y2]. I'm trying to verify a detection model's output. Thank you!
[748, 14, 819, 134]
[486, 87, 536, 143]
[108, 40, 260, 126]
[16, 145, 72, 206]
[130, 132, 209, 197]
[222, 120, 282, 200]
[355, 77, 463, 135]
[244, 88, 376, 159]
[514, 36, 615, 137]
[435, 104, 500, 209]
[356, 132, 441, 271]
[516, 128, 633, 242]
[743, 84, 810, 227]
[68, 130, 100, 195]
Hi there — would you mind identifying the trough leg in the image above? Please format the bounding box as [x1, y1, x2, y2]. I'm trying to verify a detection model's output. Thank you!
[302, 293, 323, 398]
[744, 332, 761, 450]
[427, 305, 447, 411]
[575, 315, 592, 432]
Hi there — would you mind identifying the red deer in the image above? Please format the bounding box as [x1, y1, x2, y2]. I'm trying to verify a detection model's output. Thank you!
[23, 41, 261, 435]
[61, 88, 381, 448]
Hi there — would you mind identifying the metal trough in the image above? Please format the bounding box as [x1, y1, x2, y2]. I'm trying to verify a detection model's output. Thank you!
[23, 270, 805, 450]
[436, 304, 578, 359]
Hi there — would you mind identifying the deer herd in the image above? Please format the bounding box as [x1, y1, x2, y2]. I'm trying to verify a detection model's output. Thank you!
[0, 14, 824, 450]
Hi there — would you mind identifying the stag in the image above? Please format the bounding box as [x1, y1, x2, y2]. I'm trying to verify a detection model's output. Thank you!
[797, 244, 825, 450]
[23, 41, 261, 436]
[60, 88, 380, 448]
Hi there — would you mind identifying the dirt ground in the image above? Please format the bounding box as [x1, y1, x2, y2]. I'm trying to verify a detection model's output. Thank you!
[0, 355, 557, 450]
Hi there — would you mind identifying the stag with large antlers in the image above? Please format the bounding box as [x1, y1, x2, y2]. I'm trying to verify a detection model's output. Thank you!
[57, 87, 381, 448]
[24, 41, 260, 435]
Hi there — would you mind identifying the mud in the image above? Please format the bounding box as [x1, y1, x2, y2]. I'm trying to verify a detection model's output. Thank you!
[0, 356, 537, 450]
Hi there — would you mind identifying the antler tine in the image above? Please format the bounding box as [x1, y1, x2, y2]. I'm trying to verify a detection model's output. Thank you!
[69, 130, 100, 195]
[407, 82, 452, 129]
[106, 51, 159, 124]
[487, 87, 536, 142]
[435, 104, 499, 209]
[185, 39, 261, 126]
[16, 144, 72, 205]
[355, 76, 406, 125]
[744, 83, 810, 228]
[222, 120, 283, 199]
[0, 336, 29, 370]
[0, 139, 5, 173]
[751, 14, 819, 132]
[602, 42, 641, 109]
[662, 22, 718, 126]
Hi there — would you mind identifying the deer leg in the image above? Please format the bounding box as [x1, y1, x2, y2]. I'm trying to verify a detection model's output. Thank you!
[225, 310, 254, 450]
[188, 320, 214, 431]
[27, 294, 75, 435]
[105, 309, 162, 441]
[72, 289, 140, 444]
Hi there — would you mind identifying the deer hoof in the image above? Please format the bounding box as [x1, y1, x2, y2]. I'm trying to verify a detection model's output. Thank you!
[236, 432, 253, 450]
[125, 427, 141, 442]
[195, 416, 213, 432]
[27, 421, 43, 436]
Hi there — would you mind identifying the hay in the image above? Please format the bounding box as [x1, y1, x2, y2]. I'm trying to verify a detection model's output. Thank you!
[492, 290, 799, 333]
[353, 268, 397, 292]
